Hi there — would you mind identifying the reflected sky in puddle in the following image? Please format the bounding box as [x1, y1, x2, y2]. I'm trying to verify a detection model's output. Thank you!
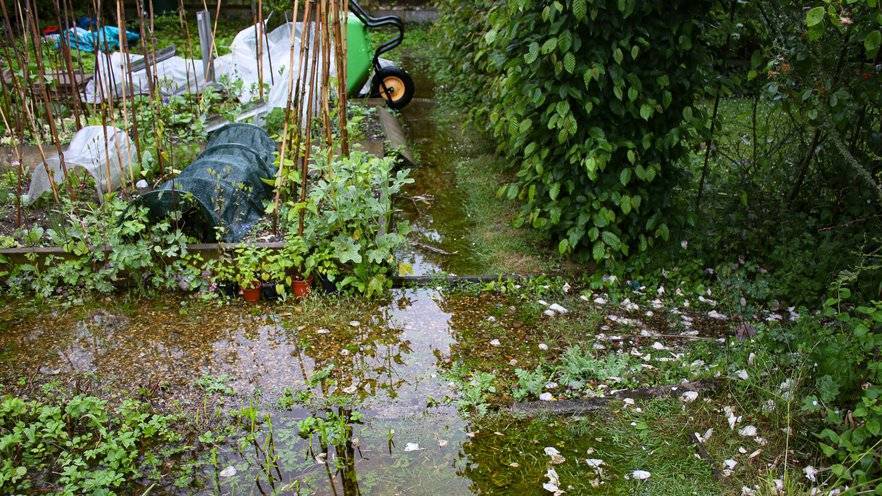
[0, 289, 482, 495]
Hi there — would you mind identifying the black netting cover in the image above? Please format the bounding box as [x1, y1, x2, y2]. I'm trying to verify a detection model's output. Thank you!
[135, 124, 277, 242]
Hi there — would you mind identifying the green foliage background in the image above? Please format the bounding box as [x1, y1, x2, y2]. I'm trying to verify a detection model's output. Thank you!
[436, 0, 713, 262]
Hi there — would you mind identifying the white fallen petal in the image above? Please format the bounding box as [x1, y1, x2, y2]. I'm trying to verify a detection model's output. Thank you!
[585, 458, 604, 469]
[404, 443, 422, 452]
[544, 447, 566, 465]
[708, 310, 728, 320]
[723, 459, 738, 470]
[738, 425, 757, 437]
[724, 406, 741, 430]
[490, 339, 501, 347]
[681, 391, 699, 403]
[735, 369, 749, 381]
[695, 428, 713, 443]
[632, 470, 651, 480]
[804, 465, 817, 482]
[544, 309, 557, 317]
[549, 303, 569, 314]
[219, 466, 237, 477]
[539, 392, 555, 401]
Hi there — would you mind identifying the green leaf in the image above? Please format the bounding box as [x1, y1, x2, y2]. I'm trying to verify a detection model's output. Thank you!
[506, 184, 519, 200]
[564, 52, 576, 73]
[549, 182, 561, 200]
[865, 30, 881, 56]
[525, 42, 540, 64]
[806, 6, 825, 27]
[592, 241, 606, 261]
[640, 104, 652, 120]
[602, 231, 622, 251]
[621, 195, 632, 214]
[573, 0, 587, 20]
[542, 38, 558, 54]
[613, 47, 624, 65]
[620, 168, 632, 186]
[558, 238, 570, 255]
[865, 418, 880, 436]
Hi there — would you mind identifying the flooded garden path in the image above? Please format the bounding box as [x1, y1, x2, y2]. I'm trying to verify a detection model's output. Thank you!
[0, 50, 759, 496]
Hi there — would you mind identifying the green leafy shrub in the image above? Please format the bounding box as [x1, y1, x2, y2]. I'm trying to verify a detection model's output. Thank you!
[0, 394, 182, 494]
[436, 0, 712, 262]
[2, 199, 205, 298]
[811, 293, 882, 490]
[292, 151, 413, 297]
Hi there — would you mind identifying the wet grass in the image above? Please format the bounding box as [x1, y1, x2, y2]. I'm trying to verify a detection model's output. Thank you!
[453, 153, 556, 274]
[463, 400, 721, 495]
[1, 279, 819, 494]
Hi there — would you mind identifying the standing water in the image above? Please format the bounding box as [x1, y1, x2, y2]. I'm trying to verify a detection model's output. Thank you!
[0, 36, 718, 496]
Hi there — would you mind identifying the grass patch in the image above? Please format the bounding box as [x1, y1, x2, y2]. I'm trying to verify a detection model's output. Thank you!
[461, 400, 722, 495]
[454, 153, 556, 274]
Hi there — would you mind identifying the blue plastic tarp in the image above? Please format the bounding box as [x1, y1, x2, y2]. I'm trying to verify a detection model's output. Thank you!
[57, 26, 140, 53]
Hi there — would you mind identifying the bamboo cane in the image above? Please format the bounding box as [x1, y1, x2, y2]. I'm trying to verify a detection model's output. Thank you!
[331, 0, 348, 157]
[270, 0, 303, 232]
[62, 0, 89, 119]
[90, 0, 116, 195]
[0, 102, 25, 225]
[319, 0, 332, 151]
[117, 0, 142, 173]
[14, 0, 46, 143]
[298, 0, 322, 236]
[1, 0, 63, 202]
[53, 0, 83, 130]
[25, 0, 73, 198]
[255, 0, 264, 102]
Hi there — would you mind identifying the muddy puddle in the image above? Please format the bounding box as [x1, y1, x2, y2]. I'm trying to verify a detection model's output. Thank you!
[393, 55, 489, 277]
[0, 290, 639, 495]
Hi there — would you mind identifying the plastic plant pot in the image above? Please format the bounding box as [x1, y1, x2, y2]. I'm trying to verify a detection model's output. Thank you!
[241, 282, 262, 303]
[292, 276, 313, 299]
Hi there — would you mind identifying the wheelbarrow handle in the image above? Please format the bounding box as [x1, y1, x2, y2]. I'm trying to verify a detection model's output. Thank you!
[348, 0, 404, 70]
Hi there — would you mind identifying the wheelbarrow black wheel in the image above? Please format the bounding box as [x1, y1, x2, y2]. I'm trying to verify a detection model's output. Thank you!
[371, 66, 415, 110]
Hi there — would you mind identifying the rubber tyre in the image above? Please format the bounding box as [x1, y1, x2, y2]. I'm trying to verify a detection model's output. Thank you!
[371, 66, 415, 110]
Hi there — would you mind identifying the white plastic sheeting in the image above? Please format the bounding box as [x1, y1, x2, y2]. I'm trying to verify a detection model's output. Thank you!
[25, 126, 135, 204]
[83, 21, 335, 111]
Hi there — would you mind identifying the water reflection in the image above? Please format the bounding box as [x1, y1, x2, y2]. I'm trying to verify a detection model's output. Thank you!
[1, 289, 600, 496]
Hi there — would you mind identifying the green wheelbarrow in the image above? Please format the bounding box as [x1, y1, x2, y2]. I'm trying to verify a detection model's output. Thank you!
[346, 0, 415, 109]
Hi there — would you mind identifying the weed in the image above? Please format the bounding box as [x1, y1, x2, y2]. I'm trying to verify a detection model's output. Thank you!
[0, 394, 183, 493]
[196, 373, 235, 396]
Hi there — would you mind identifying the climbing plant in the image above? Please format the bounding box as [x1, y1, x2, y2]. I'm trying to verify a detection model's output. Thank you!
[436, 0, 713, 263]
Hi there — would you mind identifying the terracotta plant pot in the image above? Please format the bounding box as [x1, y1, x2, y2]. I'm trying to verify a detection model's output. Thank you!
[240, 282, 262, 303]
[292, 276, 313, 299]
